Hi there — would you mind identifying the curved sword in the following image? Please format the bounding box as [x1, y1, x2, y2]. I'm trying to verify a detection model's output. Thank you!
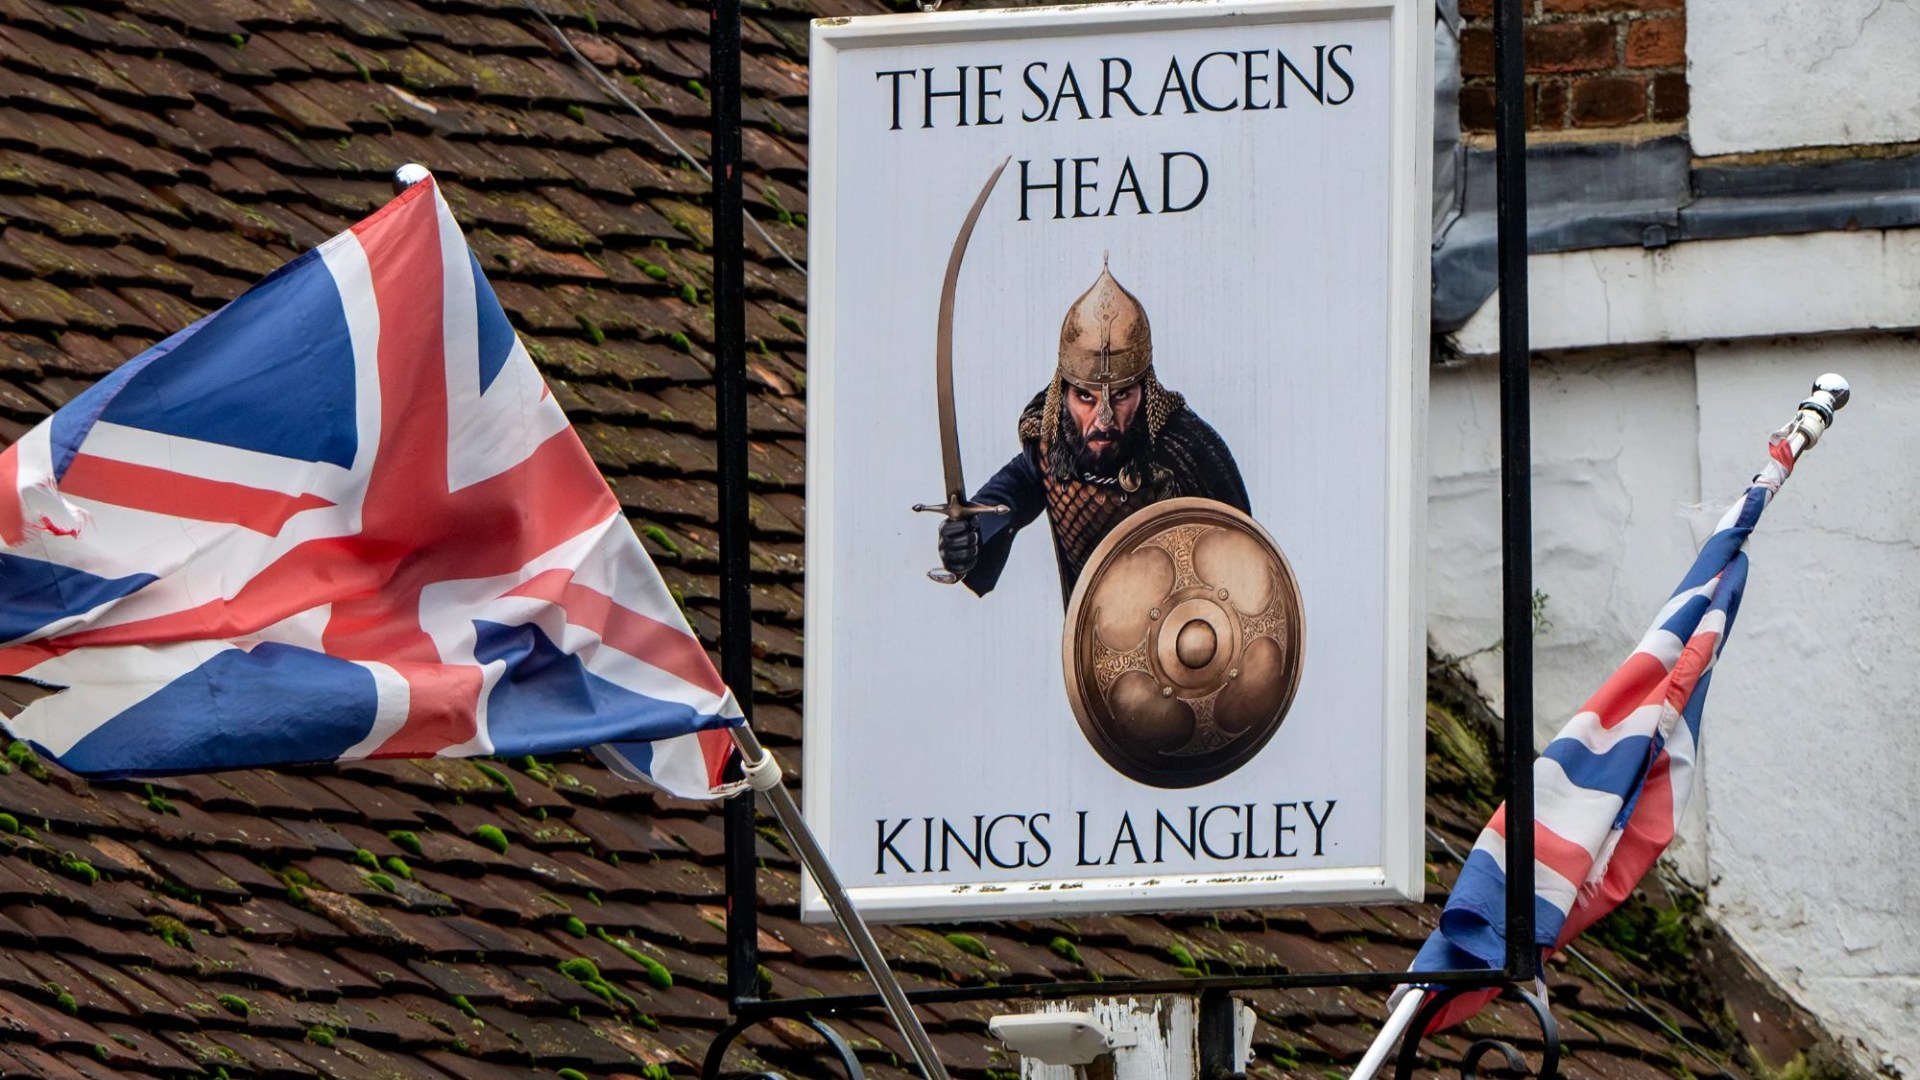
[912, 157, 1013, 584]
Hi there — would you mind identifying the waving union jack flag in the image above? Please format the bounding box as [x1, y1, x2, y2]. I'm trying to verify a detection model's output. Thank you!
[0, 175, 742, 798]
[1407, 436, 1801, 1032]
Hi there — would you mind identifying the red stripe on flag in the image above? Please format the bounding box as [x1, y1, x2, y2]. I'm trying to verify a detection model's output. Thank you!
[1534, 822, 1597, 889]
[700, 727, 737, 791]
[1665, 629, 1718, 712]
[59, 454, 334, 536]
[507, 569, 726, 697]
[336, 180, 477, 753]
[1423, 987, 1501, 1036]
[1484, 801, 1596, 890]
[1770, 436, 1796, 473]
[1556, 753, 1676, 950]
[1579, 651, 1670, 729]
[0, 443, 22, 546]
[0, 641, 58, 677]
[367, 662, 485, 759]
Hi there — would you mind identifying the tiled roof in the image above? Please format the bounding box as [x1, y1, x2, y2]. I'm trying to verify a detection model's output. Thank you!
[0, 676, 1761, 1080]
[0, 2, 1834, 1079]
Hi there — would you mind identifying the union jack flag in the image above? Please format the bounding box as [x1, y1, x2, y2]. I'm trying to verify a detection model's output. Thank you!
[0, 175, 743, 799]
[1409, 436, 1800, 1031]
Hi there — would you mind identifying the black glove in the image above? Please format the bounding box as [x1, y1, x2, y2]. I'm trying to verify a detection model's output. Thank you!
[938, 515, 981, 578]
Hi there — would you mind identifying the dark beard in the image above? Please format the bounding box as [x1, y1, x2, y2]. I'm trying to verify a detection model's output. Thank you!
[1050, 411, 1149, 482]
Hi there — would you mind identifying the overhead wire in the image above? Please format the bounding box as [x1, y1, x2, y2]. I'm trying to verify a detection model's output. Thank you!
[525, 1, 810, 279]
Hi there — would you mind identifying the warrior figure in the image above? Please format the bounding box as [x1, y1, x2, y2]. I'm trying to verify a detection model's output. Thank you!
[939, 261, 1250, 604]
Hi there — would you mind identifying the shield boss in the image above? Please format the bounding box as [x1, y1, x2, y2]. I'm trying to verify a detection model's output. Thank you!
[1062, 498, 1304, 788]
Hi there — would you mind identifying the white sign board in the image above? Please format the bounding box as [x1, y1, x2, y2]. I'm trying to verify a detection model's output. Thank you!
[804, 0, 1432, 922]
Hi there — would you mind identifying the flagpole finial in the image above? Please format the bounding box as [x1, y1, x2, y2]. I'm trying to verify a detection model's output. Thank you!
[1782, 373, 1850, 456]
[1808, 373, 1850, 417]
[392, 163, 432, 193]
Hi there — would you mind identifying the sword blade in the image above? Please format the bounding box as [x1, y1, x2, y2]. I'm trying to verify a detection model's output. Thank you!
[934, 157, 1011, 509]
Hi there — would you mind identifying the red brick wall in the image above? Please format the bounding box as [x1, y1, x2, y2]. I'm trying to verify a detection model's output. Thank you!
[1457, 0, 1687, 133]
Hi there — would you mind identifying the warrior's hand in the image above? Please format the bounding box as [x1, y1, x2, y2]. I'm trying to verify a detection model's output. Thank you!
[938, 515, 981, 578]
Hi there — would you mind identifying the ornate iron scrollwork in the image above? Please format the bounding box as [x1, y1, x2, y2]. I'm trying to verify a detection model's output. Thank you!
[1391, 985, 1560, 1080]
[702, 1013, 869, 1080]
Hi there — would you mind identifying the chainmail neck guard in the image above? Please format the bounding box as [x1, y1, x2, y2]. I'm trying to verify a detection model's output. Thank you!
[1019, 377, 1191, 600]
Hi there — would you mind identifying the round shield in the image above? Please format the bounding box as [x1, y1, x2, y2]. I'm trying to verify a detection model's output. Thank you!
[1062, 497, 1305, 789]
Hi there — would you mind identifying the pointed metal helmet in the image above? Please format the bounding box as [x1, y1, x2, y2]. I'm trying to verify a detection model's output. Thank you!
[1043, 258, 1159, 439]
[1056, 257, 1154, 393]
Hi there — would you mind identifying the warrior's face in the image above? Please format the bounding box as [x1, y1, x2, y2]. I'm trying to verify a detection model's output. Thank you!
[1066, 382, 1143, 467]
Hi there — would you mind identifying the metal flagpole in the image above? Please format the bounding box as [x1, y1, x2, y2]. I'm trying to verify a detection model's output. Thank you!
[706, 2, 951, 1078]
[1347, 989, 1426, 1080]
[728, 727, 954, 1080]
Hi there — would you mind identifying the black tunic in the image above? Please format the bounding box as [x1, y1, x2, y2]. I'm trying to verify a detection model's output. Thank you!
[963, 393, 1250, 605]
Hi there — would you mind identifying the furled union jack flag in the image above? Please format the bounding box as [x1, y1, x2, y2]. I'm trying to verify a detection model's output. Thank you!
[1409, 437, 1801, 1031]
[0, 175, 742, 798]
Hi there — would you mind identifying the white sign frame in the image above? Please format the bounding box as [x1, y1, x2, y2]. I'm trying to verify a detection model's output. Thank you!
[804, 0, 1433, 922]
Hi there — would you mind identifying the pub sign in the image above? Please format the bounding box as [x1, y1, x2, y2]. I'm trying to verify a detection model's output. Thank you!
[804, 0, 1434, 921]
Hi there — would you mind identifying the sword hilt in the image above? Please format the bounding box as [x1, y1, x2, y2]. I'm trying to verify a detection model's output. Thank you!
[912, 498, 1011, 585]
[911, 499, 1011, 520]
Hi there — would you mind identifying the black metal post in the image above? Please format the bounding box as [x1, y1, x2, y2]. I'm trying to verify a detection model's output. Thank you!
[711, 0, 760, 1010]
[1197, 989, 1241, 1080]
[1492, 0, 1536, 982]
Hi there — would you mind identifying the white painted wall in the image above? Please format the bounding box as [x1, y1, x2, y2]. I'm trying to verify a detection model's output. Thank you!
[1428, 235, 1920, 1073]
[1426, 352, 1701, 743]
[1676, 10, 1920, 1054]
[1697, 340, 1920, 1075]
[1689, 0, 1920, 157]
[1451, 232, 1920, 358]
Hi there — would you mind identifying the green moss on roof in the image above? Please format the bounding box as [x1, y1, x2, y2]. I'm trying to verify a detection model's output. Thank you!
[472, 824, 509, 854]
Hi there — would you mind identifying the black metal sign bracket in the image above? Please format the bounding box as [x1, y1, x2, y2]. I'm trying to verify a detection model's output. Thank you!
[704, 0, 1538, 1074]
